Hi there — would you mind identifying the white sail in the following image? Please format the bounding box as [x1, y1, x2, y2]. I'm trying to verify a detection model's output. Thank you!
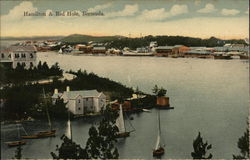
[66, 119, 72, 139]
[154, 111, 163, 150]
[116, 104, 126, 133]
[58, 48, 63, 54]
[155, 133, 161, 150]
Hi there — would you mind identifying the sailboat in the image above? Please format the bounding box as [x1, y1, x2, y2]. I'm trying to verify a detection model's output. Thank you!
[66, 111, 73, 140]
[21, 89, 56, 139]
[5, 123, 26, 147]
[115, 104, 133, 138]
[153, 111, 165, 157]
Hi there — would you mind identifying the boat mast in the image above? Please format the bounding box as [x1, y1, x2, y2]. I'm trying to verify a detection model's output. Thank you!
[68, 111, 73, 140]
[43, 88, 52, 131]
[158, 110, 161, 146]
[17, 123, 20, 140]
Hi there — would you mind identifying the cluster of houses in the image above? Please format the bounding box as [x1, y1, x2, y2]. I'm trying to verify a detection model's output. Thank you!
[1, 40, 249, 69]
[57, 41, 249, 59]
[58, 42, 121, 55]
[153, 43, 249, 59]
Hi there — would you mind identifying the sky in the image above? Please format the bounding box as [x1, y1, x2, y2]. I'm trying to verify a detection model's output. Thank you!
[0, 0, 249, 39]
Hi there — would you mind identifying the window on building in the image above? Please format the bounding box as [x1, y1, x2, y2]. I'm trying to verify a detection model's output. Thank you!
[78, 99, 81, 103]
[8, 54, 11, 58]
[86, 98, 88, 101]
[22, 62, 26, 67]
[21, 53, 26, 58]
[1, 54, 4, 58]
[30, 62, 33, 68]
[30, 53, 33, 58]
[78, 107, 81, 110]
[15, 54, 19, 58]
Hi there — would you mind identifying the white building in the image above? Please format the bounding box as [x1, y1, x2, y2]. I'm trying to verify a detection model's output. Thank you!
[52, 87, 106, 115]
[0, 45, 37, 69]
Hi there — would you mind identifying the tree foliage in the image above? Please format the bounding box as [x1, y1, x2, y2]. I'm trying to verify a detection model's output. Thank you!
[152, 85, 167, 97]
[233, 122, 249, 159]
[51, 135, 87, 159]
[85, 106, 119, 159]
[191, 132, 213, 159]
[13, 143, 22, 159]
[107, 35, 247, 50]
[0, 61, 63, 85]
[51, 106, 119, 159]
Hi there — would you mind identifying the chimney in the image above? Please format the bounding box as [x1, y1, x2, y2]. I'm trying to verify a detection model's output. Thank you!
[54, 89, 58, 94]
[66, 86, 70, 92]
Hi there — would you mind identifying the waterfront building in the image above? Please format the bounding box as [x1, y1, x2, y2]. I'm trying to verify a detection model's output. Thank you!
[155, 46, 175, 56]
[172, 45, 190, 56]
[184, 50, 213, 58]
[92, 46, 106, 54]
[155, 45, 190, 57]
[0, 45, 37, 69]
[52, 87, 106, 115]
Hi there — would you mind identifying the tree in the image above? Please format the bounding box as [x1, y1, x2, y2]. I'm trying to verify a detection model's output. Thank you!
[233, 122, 249, 159]
[13, 143, 22, 159]
[191, 132, 213, 159]
[85, 106, 119, 159]
[152, 85, 159, 95]
[51, 106, 119, 159]
[51, 135, 87, 159]
[152, 85, 167, 97]
[157, 87, 167, 97]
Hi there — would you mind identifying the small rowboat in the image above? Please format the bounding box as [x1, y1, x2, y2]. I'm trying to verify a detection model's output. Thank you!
[21, 130, 56, 139]
[5, 140, 26, 147]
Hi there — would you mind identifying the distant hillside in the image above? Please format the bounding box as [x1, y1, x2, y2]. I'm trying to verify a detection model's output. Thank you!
[60, 34, 123, 43]
[1, 36, 64, 41]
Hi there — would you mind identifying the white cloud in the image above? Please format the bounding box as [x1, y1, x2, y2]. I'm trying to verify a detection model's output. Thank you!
[170, 4, 188, 16]
[2, 1, 37, 20]
[197, 3, 216, 13]
[140, 8, 170, 20]
[106, 4, 138, 17]
[221, 9, 240, 15]
[87, 3, 112, 12]
[194, 0, 201, 6]
[139, 4, 188, 21]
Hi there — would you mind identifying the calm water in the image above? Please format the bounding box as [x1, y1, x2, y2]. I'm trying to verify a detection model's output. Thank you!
[1, 51, 249, 159]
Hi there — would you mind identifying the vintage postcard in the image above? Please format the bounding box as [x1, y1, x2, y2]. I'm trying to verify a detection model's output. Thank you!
[0, 0, 249, 159]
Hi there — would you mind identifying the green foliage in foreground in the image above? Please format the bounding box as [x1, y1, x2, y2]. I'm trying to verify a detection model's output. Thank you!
[51, 106, 119, 159]
[233, 122, 249, 159]
[13, 143, 22, 159]
[191, 132, 213, 159]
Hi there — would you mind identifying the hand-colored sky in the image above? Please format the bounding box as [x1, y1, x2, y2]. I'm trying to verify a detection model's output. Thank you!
[0, 0, 249, 39]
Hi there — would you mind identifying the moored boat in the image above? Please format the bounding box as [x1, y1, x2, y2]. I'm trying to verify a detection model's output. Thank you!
[5, 140, 26, 147]
[213, 52, 232, 59]
[6, 123, 27, 147]
[153, 111, 165, 157]
[115, 104, 134, 138]
[21, 89, 56, 139]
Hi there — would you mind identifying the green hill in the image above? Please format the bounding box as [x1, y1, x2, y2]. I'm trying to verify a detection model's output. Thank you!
[61, 34, 123, 43]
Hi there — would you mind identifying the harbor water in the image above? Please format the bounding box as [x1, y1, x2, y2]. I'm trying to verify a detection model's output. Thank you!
[1, 51, 249, 159]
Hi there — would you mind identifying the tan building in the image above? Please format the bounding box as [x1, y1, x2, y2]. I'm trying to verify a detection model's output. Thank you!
[0, 45, 37, 69]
